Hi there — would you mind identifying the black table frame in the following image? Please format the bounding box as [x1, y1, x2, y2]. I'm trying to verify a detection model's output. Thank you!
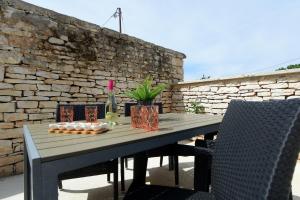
[24, 116, 220, 200]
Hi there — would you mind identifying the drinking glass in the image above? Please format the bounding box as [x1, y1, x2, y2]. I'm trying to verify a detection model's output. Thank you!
[60, 105, 74, 122]
[85, 105, 98, 123]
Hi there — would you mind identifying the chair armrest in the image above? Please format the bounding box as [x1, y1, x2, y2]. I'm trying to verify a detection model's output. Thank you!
[174, 144, 213, 157]
[147, 143, 214, 157]
[195, 139, 216, 150]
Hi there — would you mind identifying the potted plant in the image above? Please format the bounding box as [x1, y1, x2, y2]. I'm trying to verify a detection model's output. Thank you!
[125, 76, 166, 130]
[125, 76, 166, 105]
[186, 102, 205, 114]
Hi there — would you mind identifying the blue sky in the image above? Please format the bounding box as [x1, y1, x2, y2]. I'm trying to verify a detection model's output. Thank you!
[24, 0, 300, 81]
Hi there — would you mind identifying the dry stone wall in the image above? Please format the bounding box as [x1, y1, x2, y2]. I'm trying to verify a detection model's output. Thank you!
[0, 0, 185, 177]
[172, 69, 300, 114]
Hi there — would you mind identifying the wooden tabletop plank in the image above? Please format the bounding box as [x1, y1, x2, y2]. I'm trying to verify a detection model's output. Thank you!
[25, 113, 223, 161]
[30, 113, 215, 139]
[35, 117, 220, 149]
[33, 115, 218, 144]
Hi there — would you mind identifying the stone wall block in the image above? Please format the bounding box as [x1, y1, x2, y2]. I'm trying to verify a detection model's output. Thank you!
[6, 66, 36, 74]
[74, 81, 95, 87]
[36, 71, 59, 79]
[0, 51, 23, 64]
[4, 113, 28, 122]
[29, 113, 54, 120]
[0, 90, 22, 96]
[4, 79, 42, 84]
[15, 161, 24, 174]
[217, 87, 239, 94]
[262, 83, 288, 89]
[287, 96, 300, 99]
[48, 37, 64, 45]
[0, 154, 23, 167]
[211, 103, 228, 109]
[79, 87, 102, 95]
[36, 91, 61, 97]
[39, 101, 57, 108]
[271, 89, 295, 97]
[37, 84, 51, 91]
[0, 67, 5, 81]
[52, 84, 71, 92]
[16, 96, 49, 101]
[6, 73, 25, 79]
[289, 82, 300, 89]
[244, 96, 263, 101]
[44, 79, 73, 85]
[239, 84, 260, 90]
[0, 103, 16, 112]
[257, 92, 271, 97]
[0, 165, 13, 177]
[258, 80, 276, 85]
[15, 84, 37, 91]
[17, 101, 38, 108]
[0, 83, 14, 89]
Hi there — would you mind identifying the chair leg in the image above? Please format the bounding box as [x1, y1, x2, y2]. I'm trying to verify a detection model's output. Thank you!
[121, 157, 125, 191]
[113, 169, 118, 200]
[168, 156, 174, 171]
[107, 173, 111, 183]
[194, 155, 210, 192]
[289, 187, 293, 200]
[58, 179, 62, 190]
[125, 158, 129, 169]
[174, 155, 179, 186]
[160, 156, 163, 167]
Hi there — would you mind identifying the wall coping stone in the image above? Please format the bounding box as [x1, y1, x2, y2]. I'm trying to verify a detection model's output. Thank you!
[174, 69, 300, 86]
[0, 0, 186, 59]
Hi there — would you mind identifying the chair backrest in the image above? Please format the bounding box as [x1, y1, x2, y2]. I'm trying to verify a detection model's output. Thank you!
[211, 99, 300, 200]
[56, 104, 105, 122]
[124, 102, 163, 116]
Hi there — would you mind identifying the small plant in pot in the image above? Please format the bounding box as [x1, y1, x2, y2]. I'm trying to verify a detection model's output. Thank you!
[125, 76, 166, 130]
[125, 76, 166, 105]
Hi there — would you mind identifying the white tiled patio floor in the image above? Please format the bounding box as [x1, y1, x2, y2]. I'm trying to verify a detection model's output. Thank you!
[0, 151, 299, 200]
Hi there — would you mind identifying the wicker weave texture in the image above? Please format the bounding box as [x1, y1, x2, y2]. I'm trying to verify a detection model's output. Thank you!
[212, 99, 300, 200]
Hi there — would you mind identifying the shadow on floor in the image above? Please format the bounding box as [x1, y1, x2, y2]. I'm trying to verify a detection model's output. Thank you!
[60, 179, 133, 200]
[0, 158, 299, 200]
[0, 174, 23, 199]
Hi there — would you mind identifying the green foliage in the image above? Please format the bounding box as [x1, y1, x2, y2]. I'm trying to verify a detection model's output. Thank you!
[186, 102, 205, 114]
[125, 76, 166, 102]
[276, 64, 300, 71]
[287, 64, 300, 69]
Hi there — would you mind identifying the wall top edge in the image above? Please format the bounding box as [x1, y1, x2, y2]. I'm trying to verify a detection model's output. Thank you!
[0, 0, 186, 59]
[175, 69, 300, 86]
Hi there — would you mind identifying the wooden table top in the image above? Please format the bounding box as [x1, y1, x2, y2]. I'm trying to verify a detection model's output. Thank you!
[24, 113, 223, 162]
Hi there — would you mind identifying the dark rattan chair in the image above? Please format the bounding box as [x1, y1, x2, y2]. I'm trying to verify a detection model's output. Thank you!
[56, 104, 118, 200]
[124, 99, 300, 200]
[120, 102, 179, 191]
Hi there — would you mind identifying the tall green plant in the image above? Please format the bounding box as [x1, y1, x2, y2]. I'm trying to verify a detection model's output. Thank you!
[125, 76, 166, 102]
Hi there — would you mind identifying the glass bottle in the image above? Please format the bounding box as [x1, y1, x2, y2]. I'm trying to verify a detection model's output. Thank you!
[105, 80, 118, 126]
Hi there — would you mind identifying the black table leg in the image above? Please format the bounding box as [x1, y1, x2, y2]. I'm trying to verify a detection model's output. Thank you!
[174, 155, 179, 185]
[24, 140, 31, 200]
[121, 157, 125, 191]
[128, 153, 148, 192]
[113, 162, 119, 200]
